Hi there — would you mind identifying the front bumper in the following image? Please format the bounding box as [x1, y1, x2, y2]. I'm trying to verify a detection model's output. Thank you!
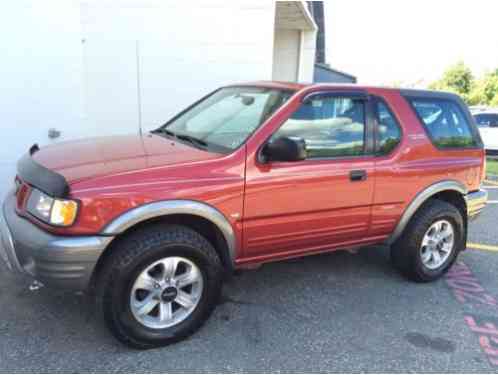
[0, 192, 113, 291]
[466, 189, 488, 219]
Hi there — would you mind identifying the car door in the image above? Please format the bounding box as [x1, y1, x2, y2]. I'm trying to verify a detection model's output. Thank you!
[242, 91, 377, 262]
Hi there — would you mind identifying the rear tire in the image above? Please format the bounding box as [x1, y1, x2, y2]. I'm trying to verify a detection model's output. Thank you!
[96, 224, 223, 349]
[391, 199, 464, 282]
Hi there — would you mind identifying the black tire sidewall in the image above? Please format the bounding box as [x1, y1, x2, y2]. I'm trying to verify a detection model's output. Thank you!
[103, 235, 222, 348]
[392, 200, 465, 282]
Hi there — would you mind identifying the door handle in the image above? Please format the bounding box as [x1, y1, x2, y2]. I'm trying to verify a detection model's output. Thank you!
[350, 170, 367, 182]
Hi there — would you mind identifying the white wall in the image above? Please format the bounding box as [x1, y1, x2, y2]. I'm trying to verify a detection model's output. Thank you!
[298, 29, 317, 83]
[81, 0, 276, 133]
[273, 1, 317, 84]
[0, 0, 277, 198]
[272, 29, 300, 82]
[271, 27, 317, 83]
[0, 1, 315, 199]
[0, 1, 85, 198]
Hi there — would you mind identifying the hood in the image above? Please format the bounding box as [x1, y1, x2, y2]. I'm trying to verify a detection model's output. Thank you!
[33, 133, 222, 183]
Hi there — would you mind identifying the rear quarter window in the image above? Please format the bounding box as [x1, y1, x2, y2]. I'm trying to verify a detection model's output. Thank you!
[375, 100, 402, 155]
[409, 98, 478, 149]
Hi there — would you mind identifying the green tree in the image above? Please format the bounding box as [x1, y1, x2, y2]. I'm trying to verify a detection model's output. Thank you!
[483, 73, 498, 103]
[429, 63, 498, 106]
[467, 79, 487, 105]
[491, 92, 498, 107]
[429, 61, 474, 96]
[468, 71, 498, 106]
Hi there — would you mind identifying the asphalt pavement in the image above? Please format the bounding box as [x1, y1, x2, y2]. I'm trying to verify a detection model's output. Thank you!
[1, 185, 498, 372]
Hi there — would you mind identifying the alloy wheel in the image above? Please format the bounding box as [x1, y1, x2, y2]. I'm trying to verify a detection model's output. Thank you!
[420, 219, 455, 270]
[130, 256, 203, 329]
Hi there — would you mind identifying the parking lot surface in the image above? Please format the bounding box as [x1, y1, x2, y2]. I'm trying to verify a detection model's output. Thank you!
[1, 185, 498, 373]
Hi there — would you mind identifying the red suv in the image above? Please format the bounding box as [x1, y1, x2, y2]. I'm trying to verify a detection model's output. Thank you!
[0, 82, 488, 348]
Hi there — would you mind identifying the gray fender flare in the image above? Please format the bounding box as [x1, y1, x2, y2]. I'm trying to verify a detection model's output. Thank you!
[101, 200, 237, 268]
[385, 180, 467, 245]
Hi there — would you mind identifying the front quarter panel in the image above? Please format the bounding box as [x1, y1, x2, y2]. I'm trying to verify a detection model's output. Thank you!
[63, 151, 246, 255]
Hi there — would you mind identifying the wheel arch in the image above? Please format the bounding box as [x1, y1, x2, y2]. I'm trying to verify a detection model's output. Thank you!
[386, 180, 468, 245]
[89, 200, 236, 289]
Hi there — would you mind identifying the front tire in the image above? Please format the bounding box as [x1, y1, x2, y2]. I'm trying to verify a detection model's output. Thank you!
[97, 224, 223, 349]
[391, 199, 464, 282]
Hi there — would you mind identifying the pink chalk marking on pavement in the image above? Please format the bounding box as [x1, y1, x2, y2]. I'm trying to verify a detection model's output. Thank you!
[445, 262, 498, 307]
[464, 315, 498, 366]
[446, 261, 498, 367]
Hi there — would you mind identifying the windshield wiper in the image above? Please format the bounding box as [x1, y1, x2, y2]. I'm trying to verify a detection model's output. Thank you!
[152, 128, 176, 138]
[176, 133, 208, 149]
[152, 129, 208, 150]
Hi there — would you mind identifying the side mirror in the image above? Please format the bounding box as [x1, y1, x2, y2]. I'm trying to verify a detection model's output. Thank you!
[261, 136, 307, 163]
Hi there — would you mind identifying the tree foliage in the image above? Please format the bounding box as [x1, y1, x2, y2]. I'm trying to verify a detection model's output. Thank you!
[429, 62, 498, 106]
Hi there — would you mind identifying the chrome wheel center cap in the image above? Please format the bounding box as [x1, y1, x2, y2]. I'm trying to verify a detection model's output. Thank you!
[130, 256, 204, 329]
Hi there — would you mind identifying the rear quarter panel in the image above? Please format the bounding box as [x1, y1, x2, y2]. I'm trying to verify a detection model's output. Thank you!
[367, 88, 484, 238]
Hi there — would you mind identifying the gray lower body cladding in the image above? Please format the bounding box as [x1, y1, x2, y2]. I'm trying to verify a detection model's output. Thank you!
[0, 192, 113, 291]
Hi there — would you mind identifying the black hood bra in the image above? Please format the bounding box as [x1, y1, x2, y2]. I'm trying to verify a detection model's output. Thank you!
[16, 144, 70, 198]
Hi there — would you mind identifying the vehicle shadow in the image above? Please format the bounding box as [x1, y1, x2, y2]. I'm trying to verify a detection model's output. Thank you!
[221, 245, 403, 312]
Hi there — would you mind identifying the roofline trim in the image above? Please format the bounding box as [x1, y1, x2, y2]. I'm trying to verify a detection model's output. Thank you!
[295, 1, 318, 31]
[399, 88, 461, 100]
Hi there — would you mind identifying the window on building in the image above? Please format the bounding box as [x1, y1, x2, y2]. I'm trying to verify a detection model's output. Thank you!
[375, 101, 401, 155]
[409, 99, 478, 148]
[272, 95, 365, 158]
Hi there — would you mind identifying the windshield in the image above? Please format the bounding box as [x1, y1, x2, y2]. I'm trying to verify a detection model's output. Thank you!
[155, 86, 293, 153]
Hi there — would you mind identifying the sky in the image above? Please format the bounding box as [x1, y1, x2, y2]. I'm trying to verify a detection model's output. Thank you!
[325, 0, 498, 87]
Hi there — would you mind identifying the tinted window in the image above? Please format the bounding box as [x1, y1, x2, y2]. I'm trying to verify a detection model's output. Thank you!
[375, 101, 401, 154]
[272, 96, 365, 158]
[474, 114, 490, 127]
[492, 115, 498, 127]
[474, 113, 498, 127]
[410, 99, 477, 148]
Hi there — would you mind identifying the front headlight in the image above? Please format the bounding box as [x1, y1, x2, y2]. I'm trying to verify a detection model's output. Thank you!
[26, 189, 78, 227]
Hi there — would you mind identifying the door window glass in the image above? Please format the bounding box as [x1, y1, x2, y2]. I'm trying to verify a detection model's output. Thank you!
[272, 96, 366, 158]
